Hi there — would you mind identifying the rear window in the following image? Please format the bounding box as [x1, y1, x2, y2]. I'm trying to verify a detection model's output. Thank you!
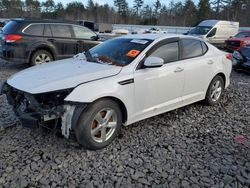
[201, 41, 208, 54]
[24, 24, 44, 36]
[181, 39, 203, 59]
[2, 21, 19, 33]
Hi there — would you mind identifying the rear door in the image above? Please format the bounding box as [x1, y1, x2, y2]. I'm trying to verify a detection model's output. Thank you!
[180, 39, 215, 104]
[22, 23, 45, 58]
[71, 25, 100, 53]
[48, 24, 77, 59]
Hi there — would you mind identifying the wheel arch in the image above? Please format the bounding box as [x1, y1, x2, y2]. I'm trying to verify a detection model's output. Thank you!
[29, 45, 56, 63]
[70, 96, 128, 131]
[215, 72, 226, 88]
[205, 72, 226, 96]
[92, 96, 128, 125]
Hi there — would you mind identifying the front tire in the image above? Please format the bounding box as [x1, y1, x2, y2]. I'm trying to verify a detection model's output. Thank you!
[204, 75, 224, 106]
[75, 99, 122, 150]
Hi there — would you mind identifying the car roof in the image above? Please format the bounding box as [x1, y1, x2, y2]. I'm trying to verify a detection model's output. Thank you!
[120, 33, 198, 41]
[11, 18, 77, 25]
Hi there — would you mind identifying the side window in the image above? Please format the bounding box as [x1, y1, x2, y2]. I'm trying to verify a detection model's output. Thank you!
[44, 24, 52, 37]
[50, 25, 72, 38]
[150, 42, 179, 63]
[24, 24, 44, 36]
[181, 39, 203, 59]
[72, 26, 96, 39]
[207, 28, 217, 38]
[201, 41, 208, 54]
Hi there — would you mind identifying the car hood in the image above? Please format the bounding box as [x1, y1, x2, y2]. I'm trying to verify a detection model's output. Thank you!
[227, 37, 250, 41]
[7, 58, 122, 94]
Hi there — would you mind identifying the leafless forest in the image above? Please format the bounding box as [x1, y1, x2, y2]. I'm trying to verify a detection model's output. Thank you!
[0, 0, 250, 26]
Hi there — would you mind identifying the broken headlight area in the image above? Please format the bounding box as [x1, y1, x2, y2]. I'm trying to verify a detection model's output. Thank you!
[4, 84, 78, 138]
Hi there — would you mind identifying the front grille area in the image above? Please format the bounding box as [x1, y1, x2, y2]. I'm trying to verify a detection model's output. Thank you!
[226, 40, 241, 47]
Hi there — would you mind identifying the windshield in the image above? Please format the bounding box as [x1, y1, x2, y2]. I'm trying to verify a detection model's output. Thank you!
[235, 31, 250, 38]
[89, 38, 152, 66]
[189, 26, 212, 35]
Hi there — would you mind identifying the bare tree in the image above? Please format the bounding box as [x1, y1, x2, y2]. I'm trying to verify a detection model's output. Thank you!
[133, 0, 143, 16]
[25, 0, 41, 17]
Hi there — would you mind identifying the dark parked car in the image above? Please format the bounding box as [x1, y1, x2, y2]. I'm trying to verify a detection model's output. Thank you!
[0, 19, 10, 29]
[232, 46, 250, 73]
[77, 20, 97, 31]
[0, 19, 101, 65]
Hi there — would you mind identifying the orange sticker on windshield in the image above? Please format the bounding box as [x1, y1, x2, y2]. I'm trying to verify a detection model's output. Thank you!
[127, 50, 140, 57]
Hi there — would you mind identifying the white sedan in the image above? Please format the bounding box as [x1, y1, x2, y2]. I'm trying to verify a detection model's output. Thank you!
[0, 34, 232, 150]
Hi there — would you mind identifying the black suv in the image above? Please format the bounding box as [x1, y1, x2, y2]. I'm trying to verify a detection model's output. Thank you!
[0, 19, 101, 65]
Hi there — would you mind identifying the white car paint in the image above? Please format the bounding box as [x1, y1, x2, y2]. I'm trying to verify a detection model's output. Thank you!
[7, 34, 232, 128]
[7, 57, 122, 94]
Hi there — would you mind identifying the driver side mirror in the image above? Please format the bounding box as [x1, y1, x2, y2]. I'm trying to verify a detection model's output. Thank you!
[91, 35, 99, 41]
[144, 56, 164, 68]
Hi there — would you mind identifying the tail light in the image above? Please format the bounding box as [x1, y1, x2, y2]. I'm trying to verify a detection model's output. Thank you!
[226, 53, 232, 61]
[2, 34, 22, 43]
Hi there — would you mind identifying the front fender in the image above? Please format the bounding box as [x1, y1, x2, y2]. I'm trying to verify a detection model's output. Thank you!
[64, 76, 134, 121]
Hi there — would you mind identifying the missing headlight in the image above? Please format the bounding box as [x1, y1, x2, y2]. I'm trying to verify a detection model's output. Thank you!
[34, 89, 73, 108]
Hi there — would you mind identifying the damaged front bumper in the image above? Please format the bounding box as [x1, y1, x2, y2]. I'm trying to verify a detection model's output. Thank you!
[1, 83, 84, 138]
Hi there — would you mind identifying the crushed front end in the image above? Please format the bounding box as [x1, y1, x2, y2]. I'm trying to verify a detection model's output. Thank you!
[0, 82, 77, 138]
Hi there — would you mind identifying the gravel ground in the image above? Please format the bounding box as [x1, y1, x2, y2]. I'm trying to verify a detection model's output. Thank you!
[0, 59, 249, 188]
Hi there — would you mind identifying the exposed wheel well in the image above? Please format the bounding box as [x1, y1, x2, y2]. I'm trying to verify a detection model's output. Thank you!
[93, 97, 128, 124]
[29, 47, 55, 63]
[215, 73, 226, 88]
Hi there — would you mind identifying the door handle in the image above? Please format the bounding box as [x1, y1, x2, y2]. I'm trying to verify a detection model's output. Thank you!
[207, 60, 214, 65]
[174, 67, 184, 73]
[48, 39, 55, 42]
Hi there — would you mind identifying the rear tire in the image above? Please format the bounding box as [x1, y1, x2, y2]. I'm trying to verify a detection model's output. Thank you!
[204, 75, 224, 106]
[75, 99, 122, 150]
[31, 50, 53, 66]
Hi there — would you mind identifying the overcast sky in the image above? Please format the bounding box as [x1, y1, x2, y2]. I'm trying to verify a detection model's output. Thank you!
[39, 0, 198, 7]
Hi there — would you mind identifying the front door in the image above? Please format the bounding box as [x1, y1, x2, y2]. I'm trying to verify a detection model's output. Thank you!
[71, 25, 101, 53]
[133, 41, 185, 121]
[49, 24, 77, 59]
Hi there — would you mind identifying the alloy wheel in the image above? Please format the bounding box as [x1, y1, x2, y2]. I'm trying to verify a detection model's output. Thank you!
[90, 108, 118, 143]
[35, 54, 51, 64]
[210, 80, 222, 102]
